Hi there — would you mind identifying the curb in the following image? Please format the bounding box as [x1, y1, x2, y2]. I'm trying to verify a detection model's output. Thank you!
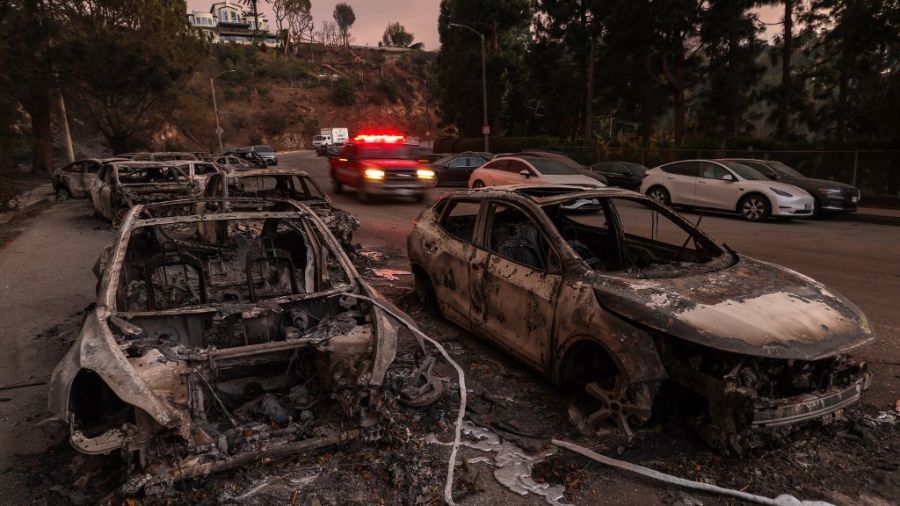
[848, 213, 900, 226]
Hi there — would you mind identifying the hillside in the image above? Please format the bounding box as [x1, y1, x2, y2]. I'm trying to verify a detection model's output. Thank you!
[170, 44, 439, 153]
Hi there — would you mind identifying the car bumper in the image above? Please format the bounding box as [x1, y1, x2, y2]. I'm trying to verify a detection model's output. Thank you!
[364, 181, 432, 196]
[772, 195, 815, 217]
[818, 191, 860, 212]
[752, 370, 870, 428]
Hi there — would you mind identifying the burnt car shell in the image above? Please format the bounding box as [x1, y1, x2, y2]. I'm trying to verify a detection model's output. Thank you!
[48, 198, 404, 486]
[408, 186, 873, 440]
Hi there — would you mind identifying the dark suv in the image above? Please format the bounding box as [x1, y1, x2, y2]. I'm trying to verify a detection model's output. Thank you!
[720, 158, 861, 217]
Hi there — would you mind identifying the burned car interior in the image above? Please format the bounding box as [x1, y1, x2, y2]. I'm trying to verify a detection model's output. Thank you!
[52, 199, 440, 491]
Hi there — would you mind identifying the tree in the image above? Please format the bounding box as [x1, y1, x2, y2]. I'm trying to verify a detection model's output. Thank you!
[273, 0, 312, 55]
[382, 22, 415, 48]
[53, 0, 203, 152]
[240, 0, 261, 40]
[333, 3, 355, 48]
[655, 0, 703, 146]
[0, 0, 56, 174]
[698, 0, 765, 138]
[437, 0, 532, 137]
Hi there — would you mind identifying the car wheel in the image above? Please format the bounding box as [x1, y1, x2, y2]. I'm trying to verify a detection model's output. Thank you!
[472, 180, 485, 189]
[414, 269, 441, 317]
[56, 186, 72, 201]
[332, 179, 343, 194]
[574, 376, 655, 439]
[356, 182, 371, 204]
[646, 186, 670, 205]
[739, 195, 771, 222]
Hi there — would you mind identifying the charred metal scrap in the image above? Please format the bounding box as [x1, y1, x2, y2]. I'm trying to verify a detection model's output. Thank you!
[47, 198, 439, 494]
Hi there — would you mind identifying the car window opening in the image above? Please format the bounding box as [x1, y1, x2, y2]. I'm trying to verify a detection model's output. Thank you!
[545, 197, 727, 276]
[115, 216, 353, 350]
[487, 203, 553, 271]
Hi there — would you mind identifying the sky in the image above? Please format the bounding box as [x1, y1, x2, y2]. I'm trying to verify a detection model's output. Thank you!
[186, 1, 784, 50]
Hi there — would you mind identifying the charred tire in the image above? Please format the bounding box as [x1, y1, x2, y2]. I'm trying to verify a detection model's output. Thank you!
[646, 186, 670, 206]
[56, 186, 72, 201]
[472, 180, 485, 189]
[739, 194, 771, 222]
[413, 267, 441, 317]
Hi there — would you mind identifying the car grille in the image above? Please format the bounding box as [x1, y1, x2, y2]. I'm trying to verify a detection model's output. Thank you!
[385, 169, 418, 183]
[842, 188, 860, 200]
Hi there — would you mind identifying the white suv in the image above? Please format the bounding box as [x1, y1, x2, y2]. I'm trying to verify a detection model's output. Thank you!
[640, 159, 814, 221]
[468, 155, 604, 189]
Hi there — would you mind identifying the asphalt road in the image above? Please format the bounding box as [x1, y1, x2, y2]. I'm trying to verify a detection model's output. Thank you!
[0, 149, 897, 498]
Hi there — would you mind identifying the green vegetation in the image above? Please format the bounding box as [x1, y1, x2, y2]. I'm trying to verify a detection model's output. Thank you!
[331, 77, 357, 106]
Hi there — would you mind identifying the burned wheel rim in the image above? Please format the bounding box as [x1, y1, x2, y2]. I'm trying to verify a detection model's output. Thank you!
[741, 196, 768, 221]
[472, 180, 485, 188]
[581, 376, 653, 438]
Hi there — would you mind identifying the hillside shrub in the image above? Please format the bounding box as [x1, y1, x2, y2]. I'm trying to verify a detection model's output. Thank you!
[331, 78, 356, 106]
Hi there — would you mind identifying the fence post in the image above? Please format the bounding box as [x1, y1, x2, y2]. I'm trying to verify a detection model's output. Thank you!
[852, 150, 859, 187]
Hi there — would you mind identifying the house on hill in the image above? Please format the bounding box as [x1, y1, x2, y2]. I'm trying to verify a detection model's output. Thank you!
[187, 0, 278, 46]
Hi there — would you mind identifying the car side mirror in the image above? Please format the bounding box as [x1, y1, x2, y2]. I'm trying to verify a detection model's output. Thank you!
[519, 169, 532, 178]
[722, 174, 734, 182]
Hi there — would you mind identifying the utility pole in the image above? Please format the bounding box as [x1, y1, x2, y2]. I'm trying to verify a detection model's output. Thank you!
[449, 23, 489, 153]
[58, 93, 74, 162]
[210, 70, 236, 153]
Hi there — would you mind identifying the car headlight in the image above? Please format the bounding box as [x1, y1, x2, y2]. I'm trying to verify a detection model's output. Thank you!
[770, 187, 793, 197]
[364, 168, 385, 180]
[820, 187, 842, 193]
[417, 168, 435, 180]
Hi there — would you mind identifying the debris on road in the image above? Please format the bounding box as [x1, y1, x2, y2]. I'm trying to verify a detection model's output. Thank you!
[371, 268, 412, 281]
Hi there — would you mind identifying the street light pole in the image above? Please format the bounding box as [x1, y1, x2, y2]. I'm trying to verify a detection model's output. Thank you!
[449, 22, 489, 153]
[210, 69, 236, 154]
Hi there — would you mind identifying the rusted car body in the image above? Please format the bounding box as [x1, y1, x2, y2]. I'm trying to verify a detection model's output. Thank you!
[203, 168, 359, 252]
[89, 161, 215, 223]
[48, 198, 420, 490]
[52, 157, 127, 199]
[408, 185, 873, 448]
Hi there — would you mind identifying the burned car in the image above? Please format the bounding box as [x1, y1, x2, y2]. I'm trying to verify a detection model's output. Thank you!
[408, 185, 873, 450]
[89, 161, 214, 224]
[48, 198, 435, 491]
[203, 168, 359, 252]
[53, 157, 127, 200]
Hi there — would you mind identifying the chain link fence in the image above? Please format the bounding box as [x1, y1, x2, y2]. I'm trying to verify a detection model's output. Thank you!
[553, 146, 900, 200]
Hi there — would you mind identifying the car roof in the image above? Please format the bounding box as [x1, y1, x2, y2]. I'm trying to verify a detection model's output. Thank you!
[130, 198, 312, 224]
[441, 184, 643, 205]
[718, 158, 767, 163]
[108, 160, 171, 168]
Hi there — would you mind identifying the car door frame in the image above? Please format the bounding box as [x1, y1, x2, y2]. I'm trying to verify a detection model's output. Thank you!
[661, 161, 700, 205]
[469, 197, 563, 373]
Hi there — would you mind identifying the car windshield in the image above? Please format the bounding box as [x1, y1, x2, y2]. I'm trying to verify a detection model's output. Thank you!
[355, 144, 413, 159]
[433, 155, 455, 165]
[719, 161, 769, 181]
[622, 162, 647, 176]
[526, 158, 579, 175]
[767, 160, 805, 178]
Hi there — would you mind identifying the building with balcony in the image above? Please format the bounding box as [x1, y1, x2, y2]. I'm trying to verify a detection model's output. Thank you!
[187, 1, 278, 46]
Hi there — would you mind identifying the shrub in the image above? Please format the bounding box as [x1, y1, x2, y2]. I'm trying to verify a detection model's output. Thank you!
[331, 78, 356, 106]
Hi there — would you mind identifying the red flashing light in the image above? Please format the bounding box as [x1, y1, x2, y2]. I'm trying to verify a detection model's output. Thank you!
[354, 133, 405, 144]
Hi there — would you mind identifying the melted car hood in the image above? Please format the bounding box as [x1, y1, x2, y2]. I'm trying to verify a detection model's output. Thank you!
[592, 256, 874, 360]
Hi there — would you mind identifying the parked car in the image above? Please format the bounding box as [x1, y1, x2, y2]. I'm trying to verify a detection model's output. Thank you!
[520, 150, 608, 185]
[430, 153, 490, 186]
[313, 135, 331, 155]
[89, 161, 211, 223]
[641, 159, 814, 221]
[250, 145, 278, 165]
[467, 155, 604, 189]
[719, 158, 861, 217]
[214, 154, 255, 171]
[590, 161, 648, 191]
[52, 157, 127, 200]
[203, 168, 359, 251]
[130, 151, 198, 161]
[223, 148, 269, 168]
[328, 134, 435, 203]
[408, 185, 872, 449]
[48, 197, 437, 490]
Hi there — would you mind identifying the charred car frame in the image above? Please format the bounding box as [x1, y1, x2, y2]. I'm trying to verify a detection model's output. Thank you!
[49, 198, 435, 491]
[408, 186, 873, 449]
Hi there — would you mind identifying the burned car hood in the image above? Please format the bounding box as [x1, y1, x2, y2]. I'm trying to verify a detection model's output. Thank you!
[593, 256, 875, 360]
